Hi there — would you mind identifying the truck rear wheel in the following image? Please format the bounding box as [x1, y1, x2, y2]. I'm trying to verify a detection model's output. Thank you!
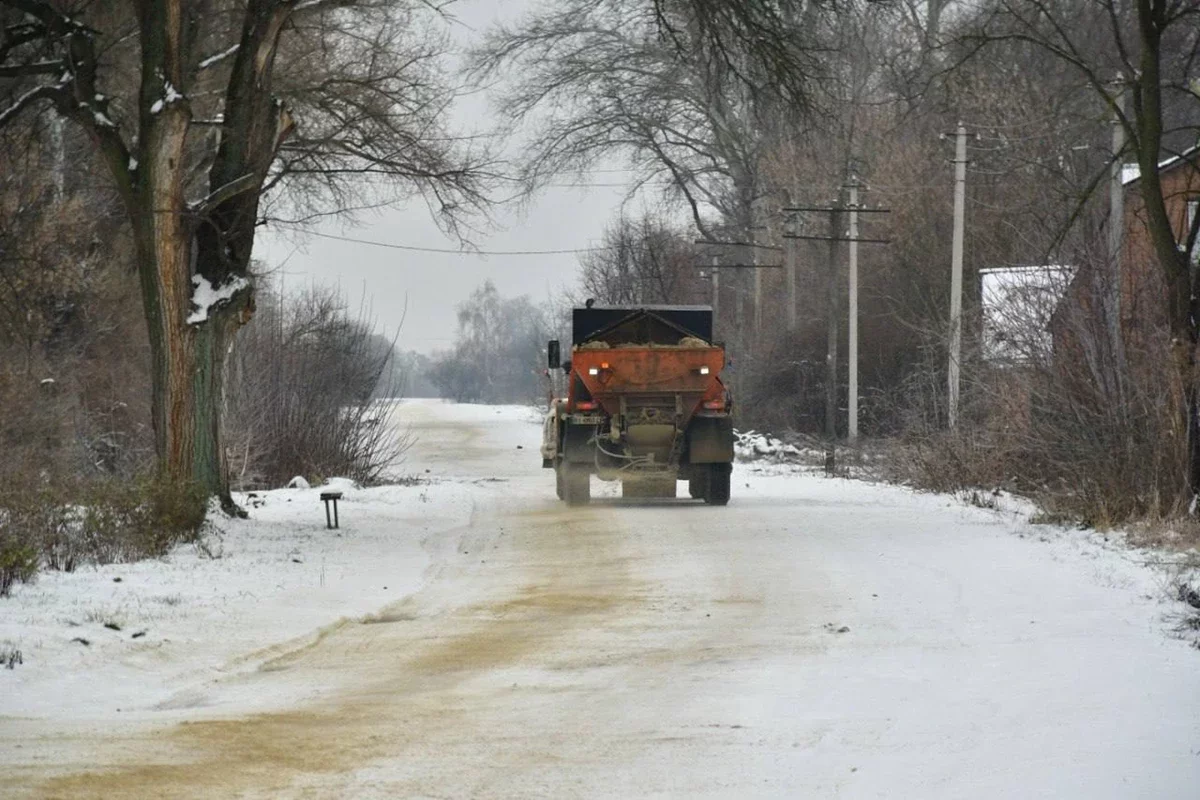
[704, 463, 731, 506]
[563, 464, 590, 506]
[688, 473, 707, 500]
[555, 463, 564, 500]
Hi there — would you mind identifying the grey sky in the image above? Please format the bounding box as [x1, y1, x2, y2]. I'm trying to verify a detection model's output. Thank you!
[254, 0, 645, 353]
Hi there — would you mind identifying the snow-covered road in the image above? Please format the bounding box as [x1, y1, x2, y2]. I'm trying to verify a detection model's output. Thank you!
[3, 400, 1198, 798]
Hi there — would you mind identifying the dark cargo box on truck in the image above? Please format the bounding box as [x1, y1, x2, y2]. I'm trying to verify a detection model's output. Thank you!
[572, 305, 714, 346]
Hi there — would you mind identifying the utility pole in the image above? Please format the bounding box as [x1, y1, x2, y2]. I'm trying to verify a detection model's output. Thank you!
[752, 239, 763, 335]
[779, 203, 888, 467]
[825, 202, 841, 445]
[948, 123, 967, 430]
[748, 206, 763, 335]
[785, 216, 797, 330]
[847, 180, 860, 442]
[1108, 80, 1127, 379]
[711, 255, 720, 329]
[693, 239, 783, 336]
[734, 258, 745, 334]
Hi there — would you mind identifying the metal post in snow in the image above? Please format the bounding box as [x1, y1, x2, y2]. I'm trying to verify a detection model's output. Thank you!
[948, 123, 967, 430]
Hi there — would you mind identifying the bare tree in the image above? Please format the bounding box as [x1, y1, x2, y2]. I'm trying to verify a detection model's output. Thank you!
[579, 213, 700, 305]
[428, 281, 551, 404]
[958, 0, 1200, 492]
[0, 0, 493, 512]
[472, 0, 774, 241]
[226, 283, 407, 488]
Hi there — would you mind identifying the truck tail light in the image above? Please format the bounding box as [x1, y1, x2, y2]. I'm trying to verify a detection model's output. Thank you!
[577, 401, 598, 411]
[702, 399, 725, 411]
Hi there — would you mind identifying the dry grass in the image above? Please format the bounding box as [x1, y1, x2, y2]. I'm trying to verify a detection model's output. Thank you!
[0, 477, 206, 597]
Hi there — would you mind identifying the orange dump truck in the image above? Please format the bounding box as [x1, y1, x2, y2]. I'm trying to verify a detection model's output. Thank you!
[541, 305, 734, 505]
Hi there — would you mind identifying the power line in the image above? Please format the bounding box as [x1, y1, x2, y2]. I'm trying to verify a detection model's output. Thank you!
[307, 230, 609, 256]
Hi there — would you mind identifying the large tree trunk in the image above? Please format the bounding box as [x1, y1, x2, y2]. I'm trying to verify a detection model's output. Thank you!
[133, 217, 250, 511]
[123, 0, 277, 513]
[1133, 1, 1200, 504]
[130, 60, 252, 511]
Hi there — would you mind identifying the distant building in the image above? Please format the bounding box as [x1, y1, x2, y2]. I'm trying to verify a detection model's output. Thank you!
[980, 265, 1073, 366]
[1051, 145, 1200, 360]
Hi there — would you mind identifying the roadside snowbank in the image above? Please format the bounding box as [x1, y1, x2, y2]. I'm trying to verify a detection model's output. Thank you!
[1, 400, 542, 721]
[0, 475, 475, 720]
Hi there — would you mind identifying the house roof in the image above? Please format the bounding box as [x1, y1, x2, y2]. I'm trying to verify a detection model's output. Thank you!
[1121, 143, 1200, 186]
[980, 265, 1075, 364]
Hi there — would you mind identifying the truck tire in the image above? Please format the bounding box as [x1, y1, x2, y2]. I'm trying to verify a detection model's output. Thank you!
[555, 463, 565, 500]
[688, 473, 707, 500]
[564, 465, 590, 506]
[704, 463, 731, 506]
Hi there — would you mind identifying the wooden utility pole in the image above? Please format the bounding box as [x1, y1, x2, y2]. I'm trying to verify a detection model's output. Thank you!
[948, 123, 967, 430]
[847, 180, 860, 442]
[1109, 95, 1125, 281]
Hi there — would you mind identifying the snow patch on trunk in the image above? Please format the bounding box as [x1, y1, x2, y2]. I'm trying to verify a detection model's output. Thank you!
[187, 274, 248, 325]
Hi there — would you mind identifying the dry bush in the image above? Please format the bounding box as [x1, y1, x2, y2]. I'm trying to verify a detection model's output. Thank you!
[226, 284, 410, 489]
[0, 477, 205, 597]
[0, 642, 22, 669]
[882, 281, 1188, 529]
[0, 532, 37, 598]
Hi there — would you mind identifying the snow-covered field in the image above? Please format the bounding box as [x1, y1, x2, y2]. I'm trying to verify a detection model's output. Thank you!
[2, 399, 1198, 798]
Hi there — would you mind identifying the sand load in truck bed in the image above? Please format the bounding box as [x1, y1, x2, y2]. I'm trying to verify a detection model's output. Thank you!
[578, 336, 711, 350]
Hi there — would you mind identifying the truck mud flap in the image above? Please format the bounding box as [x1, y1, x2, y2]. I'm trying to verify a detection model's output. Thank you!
[687, 416, 734, 463]
[562, 424, 596, 464]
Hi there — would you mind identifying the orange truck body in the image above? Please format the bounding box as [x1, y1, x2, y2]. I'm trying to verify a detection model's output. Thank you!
[542, 306, 734, 505]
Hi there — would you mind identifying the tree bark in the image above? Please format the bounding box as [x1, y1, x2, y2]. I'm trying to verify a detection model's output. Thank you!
[1133, 0, 1200, 502]
[124, 0, 262, 512]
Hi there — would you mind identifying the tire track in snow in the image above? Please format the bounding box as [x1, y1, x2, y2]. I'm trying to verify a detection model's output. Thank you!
[28, 501, 644, 798]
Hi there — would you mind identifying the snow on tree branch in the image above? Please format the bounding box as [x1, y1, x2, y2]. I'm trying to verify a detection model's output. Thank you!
[0, 83, 59, 127]
[198, 44, 239, 70]
[187, 275, 251, 325]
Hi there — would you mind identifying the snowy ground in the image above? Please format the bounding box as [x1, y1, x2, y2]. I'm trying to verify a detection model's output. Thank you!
[2, 399, 1198, 798]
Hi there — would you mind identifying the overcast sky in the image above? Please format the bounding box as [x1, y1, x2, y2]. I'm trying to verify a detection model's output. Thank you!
[254, 0, 646, 354]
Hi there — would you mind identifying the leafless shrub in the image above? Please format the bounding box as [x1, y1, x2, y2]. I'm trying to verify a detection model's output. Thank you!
[882, 248, 1188, 529]
[0, 478, 204, 596]
[76, 479, 207, 563]
[0, 642, 22, 669]
[226, 283, 410, 489]
[0, 531, 37, 598]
